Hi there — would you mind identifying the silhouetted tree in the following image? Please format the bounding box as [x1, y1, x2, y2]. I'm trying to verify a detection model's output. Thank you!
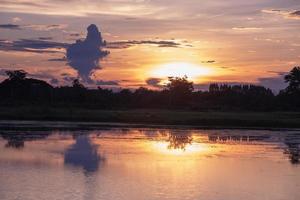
[0, 67, 299, 111]
[284, 66, 300, 93]
[0, 70, 53, 104]
[209, 83, 219, 93]
[72, 79, 85, 89]
[166, 76, 194, 107]
[6, 70, 27, 81]
[277, 67, 300, 110]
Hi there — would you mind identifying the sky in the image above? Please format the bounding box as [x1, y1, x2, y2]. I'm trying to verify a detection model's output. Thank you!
[0, 0, 300, 92]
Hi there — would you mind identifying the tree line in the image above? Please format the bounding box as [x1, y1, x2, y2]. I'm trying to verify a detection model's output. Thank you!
[0, 67, 299, 111]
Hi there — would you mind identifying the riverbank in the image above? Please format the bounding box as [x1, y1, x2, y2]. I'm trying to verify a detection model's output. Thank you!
[0, 106, 300, 129]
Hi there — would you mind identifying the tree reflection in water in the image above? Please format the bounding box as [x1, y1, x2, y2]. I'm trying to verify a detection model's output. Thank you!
[64, 135, 105, 173]
[0, 132, 50, 149]
[208, 132, 300, 165]
[166, 131, 193, 151]
[284, 133, 300, 165]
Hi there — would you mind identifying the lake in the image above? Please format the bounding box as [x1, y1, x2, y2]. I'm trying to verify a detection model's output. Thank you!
[0, 126, 300, 200]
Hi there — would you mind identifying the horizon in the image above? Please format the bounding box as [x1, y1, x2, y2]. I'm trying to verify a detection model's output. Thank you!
[1, 2, 300, 199]
[1, 1, 300, 92]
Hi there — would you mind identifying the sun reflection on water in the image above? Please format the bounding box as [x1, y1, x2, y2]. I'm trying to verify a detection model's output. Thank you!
[152, 140, 209, 156]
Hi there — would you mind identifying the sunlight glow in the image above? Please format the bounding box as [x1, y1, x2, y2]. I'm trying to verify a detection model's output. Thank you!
[150, 62, 212, 80]
[152, 141, 208, 156]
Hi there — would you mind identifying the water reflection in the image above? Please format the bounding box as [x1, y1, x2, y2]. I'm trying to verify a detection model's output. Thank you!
[207, 132, 300, 165]
[167, 131, 193, 150]
[284, 133, 300, 164]
[0, 132, 50, 149]
[0, 129, 299, 165]
[0, 128, 300, 200]
[208, 134, 270, 143]
[64, 135, 105, 173]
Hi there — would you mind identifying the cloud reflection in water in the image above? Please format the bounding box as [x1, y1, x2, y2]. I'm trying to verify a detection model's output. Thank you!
[64, 135, 105, 173]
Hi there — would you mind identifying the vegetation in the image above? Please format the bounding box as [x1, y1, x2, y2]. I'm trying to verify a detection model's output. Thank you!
[1, 67, 300, 111]
[0, 67, 300, 127]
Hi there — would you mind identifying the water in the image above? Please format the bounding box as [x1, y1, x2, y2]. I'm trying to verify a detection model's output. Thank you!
[0, 127, 300, 200]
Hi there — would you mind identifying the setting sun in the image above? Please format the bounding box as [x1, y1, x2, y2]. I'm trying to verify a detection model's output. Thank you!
[150, 62, 212, 80]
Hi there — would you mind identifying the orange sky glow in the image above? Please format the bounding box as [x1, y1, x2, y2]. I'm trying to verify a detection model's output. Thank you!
[0, 0, 299, 91]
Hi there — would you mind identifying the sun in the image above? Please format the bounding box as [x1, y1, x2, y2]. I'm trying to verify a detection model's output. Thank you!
[150, 62, 212, 80]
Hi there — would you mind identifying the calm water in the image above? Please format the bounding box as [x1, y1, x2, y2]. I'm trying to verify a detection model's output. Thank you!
[0, 127, 300, 200]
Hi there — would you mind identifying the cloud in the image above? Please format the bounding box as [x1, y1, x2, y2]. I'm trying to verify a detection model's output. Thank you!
[69, 33, 81, 37]
[107, 40, 182, 49]
[0, 23, 67, 31]
[38, 37, 53, 40]
[289, 10, 300, 19]
[62, 75, 76, 83]
[0, 24, 21, 30]
[0, 39, 67, 53]
[95, 80, 119, 86]
[146, 78, 163, 88]
[201, 60, 216, 64]
[0, 0, 160, 17]
[50, 78, 59, 85]
[266, 71, 287, 76]
[66, 24, 109, 82]
[0, 69, 9, 76]
[24, 24, 67, 31]
[257, 75, 287, 93]
[262, 9, 300, 20]
[48, 57, 67, 62]
[232, 27, 263, 31]
[12, 17, 22, 23]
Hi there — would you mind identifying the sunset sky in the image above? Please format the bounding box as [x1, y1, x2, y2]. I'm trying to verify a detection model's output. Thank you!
[0, 0, 299, 91]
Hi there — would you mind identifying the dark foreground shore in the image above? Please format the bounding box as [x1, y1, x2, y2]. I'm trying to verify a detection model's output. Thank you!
[0, 106, 300, 129]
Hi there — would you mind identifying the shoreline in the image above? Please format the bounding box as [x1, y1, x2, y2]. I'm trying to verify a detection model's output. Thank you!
[0, 119, 300, 131]
[0, 107, 300, 130]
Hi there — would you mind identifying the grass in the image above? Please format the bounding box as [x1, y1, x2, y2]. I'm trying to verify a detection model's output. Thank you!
[0, 106, 300, 129]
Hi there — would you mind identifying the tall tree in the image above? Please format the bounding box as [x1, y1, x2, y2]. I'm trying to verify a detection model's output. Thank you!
[285, 66, 300, 93]
[166, 76, 194, 107]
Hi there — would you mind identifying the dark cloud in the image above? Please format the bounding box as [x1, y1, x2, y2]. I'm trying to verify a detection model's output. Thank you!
[61, 73, 71, 76]
[202, 60, 216, 64]
[107, 40, 182, 49]
[13, 39, 66, 49]
[263, 9, 300, 20]
[66, 24, 109, 82]
[290, 10, 300, 18]
[63, 76, 76, 83]
[38, 37, 53, 40]
[0, 23, 67, 31]
[50, 78, 59, 85]
[0, 39, 67, 53]
[0, 24, 21, 30]
[69, 33, 81, 37]
[267, 70, 287, 76]
[95, 80, 119, 86]
[0, 69, 9, 76]
[257, 74, 288, 93]
[146, 78, 163, 88]
[48, 57, 67, 62]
